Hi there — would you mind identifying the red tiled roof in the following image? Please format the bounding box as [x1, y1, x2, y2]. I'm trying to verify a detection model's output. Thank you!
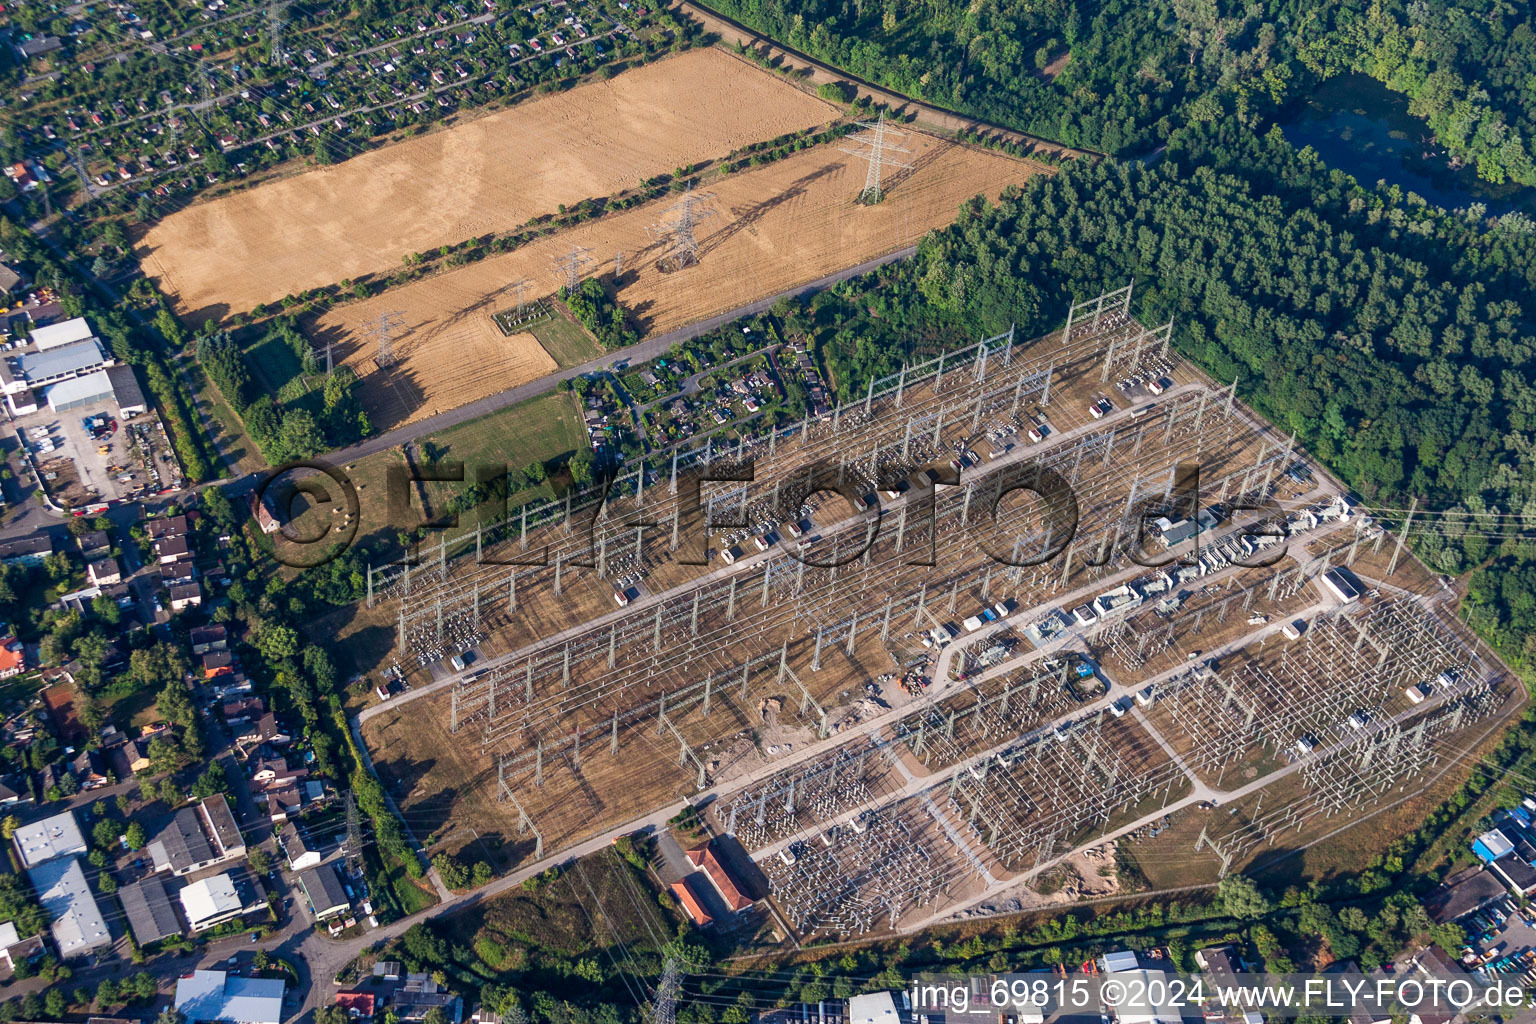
[0, 642, 23, 674]
[336, 992, 376, 1015]
[685, 842, 751, 912]
[670, 878, 713, 928]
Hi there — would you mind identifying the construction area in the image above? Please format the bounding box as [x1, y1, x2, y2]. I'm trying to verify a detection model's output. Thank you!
[137, 48, 841, 318]
[309, 124, 1042, 430]
[354, 283, 1520, 940]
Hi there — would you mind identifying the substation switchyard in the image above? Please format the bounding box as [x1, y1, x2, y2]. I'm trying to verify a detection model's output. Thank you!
[358, 283, 1514, 941]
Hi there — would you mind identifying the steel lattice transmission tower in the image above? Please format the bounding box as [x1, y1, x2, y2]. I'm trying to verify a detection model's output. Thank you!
[647, 186, 716, 270]
[503, 278, 532, 318]
[267, 1, 288, 66]
[341, 790, 365, 874]
[649, 958, 682, 1024]
[839, 112, 912, 204]
[365, 310, 407, 367]
[553, 245, 594, 292]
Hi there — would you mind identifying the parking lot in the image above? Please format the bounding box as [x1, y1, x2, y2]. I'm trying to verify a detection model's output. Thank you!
[14, 399, 176, 508]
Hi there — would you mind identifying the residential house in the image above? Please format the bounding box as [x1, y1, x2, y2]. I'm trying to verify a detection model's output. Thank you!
[394, 974, 463, 1023]
[0, 774, 32, 808]
[0, 921, 45, 971]
[109, 739, 150, 779]
[169, 582, 203, 611]
[190, 624, 228, 655]
[203, 649, 235, 679]
[143, 514, 188, 541]
[86, 557, 121, 586]
[71, 749, 108, 789]
[154, 534, 191, 565]
[223, 696, 265, 721]
[336, 993, 377, 1018]
[251, 493, 282, 534]
[282, 828, 322, 871]
[0, 533, 55, 566]
[0, 637, 24, 680]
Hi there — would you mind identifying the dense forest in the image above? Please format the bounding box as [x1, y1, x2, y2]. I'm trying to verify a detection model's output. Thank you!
[798, 122, 1536, 673]
[703, 0, 1536, 184]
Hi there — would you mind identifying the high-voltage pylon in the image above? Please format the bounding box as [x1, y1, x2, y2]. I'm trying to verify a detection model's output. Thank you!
[267, 1, 288, 66]
[503, 278, 531, 318]
[365, 310, 407, 367]
[341, 790, 365, 875]
[647, 186, 716, 270]
[553, 245, 594, 293]
[839, 112, 912, 204]
[650, 958, 682, 1024]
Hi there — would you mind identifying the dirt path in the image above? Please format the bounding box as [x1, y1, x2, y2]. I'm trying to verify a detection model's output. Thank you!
[673, 0, 1090, 160]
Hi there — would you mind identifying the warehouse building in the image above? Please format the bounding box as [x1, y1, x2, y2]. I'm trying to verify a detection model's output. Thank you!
[13, 808, 87, 868]
[119, 874, 183, 944]
[27, 857, 111, 957]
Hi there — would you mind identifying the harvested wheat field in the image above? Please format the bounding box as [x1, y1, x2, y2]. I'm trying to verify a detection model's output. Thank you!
[138, 48, 838, 318]
[314, 133, 1046, 430]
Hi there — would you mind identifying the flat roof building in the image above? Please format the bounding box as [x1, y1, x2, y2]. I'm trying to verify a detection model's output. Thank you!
[46, 368, 115, 411]
[175, 970, 285, 1024]
[14, 808, 87, 868]
[119, 874, 182, 944]
[848, 992, 900, 1024]
[30, 316, 96, 351]
[179, 872, 252, 932]
[297, 864, 350, 920]
[27, 857, 111, 957]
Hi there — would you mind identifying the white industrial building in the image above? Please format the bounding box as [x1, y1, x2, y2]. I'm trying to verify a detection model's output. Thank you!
[26, 856, 111, 957]
[179, 872, 254, 932]
[0, 316, 120, 415]
[1102, 950, 1182, 1024]
[175, 969, 285, 1024]
[13, 808, 87, 868]
[848, 992, 900, 1024]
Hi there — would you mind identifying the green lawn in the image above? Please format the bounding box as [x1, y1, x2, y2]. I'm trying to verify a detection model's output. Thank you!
[243, 331, 307, 397]
[530, 317, 604, 367]
[345, 390, 586, 543]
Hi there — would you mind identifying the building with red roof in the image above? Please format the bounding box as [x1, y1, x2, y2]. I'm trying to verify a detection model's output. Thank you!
[335, 992, 376, 1016]
[669, 877, 712, 928]
[685, 841, 752, 912]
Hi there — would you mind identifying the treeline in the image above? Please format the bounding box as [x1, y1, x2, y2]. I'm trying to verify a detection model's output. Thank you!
[803, 121, 1536, 674]
[700, 0, 1536, 185]
[197, 318, 370, 464]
